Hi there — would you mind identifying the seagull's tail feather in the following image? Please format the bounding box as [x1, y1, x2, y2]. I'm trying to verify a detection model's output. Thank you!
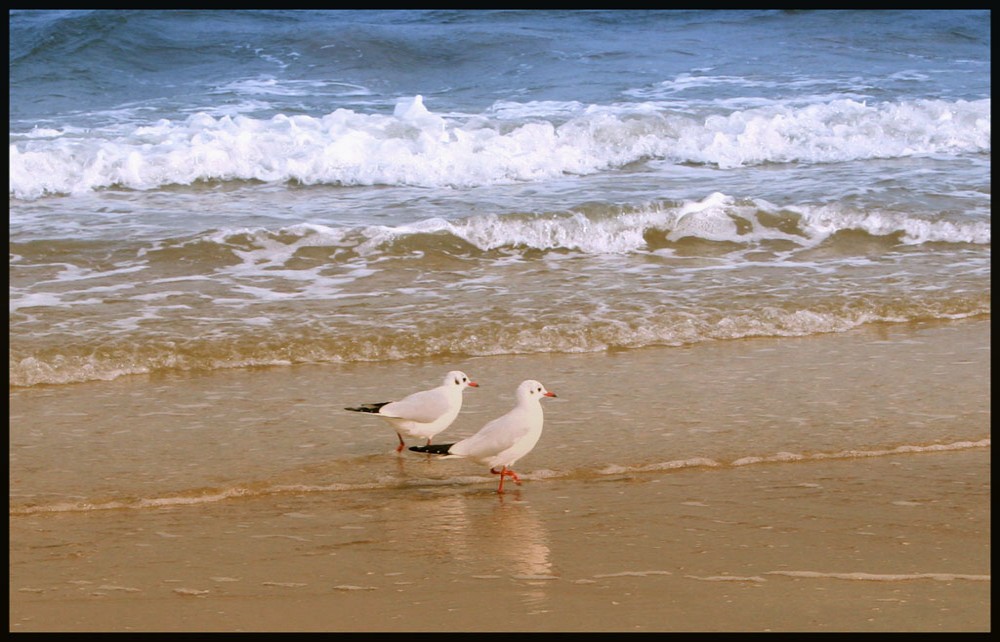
[345, 402, 391, 414]
[409, 443, 454, 455]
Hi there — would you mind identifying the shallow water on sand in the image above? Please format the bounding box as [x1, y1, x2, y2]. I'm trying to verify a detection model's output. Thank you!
[9, 319, 990, 514]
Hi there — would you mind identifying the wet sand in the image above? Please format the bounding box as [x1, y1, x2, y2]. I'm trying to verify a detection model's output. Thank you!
[9, 320, 991, 632]
[8, 449, 990, 632]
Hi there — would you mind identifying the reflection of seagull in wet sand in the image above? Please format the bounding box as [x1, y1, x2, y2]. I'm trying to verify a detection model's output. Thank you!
[345, 370, 478, 452]
[410, 379, 557, 493]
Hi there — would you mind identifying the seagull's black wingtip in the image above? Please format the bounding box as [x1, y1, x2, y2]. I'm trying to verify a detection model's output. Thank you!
[345, 402, 391, 414]
[409, 444, 454, 455]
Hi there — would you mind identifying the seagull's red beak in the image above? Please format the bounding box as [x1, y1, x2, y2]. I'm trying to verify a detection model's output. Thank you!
[468, 381, 479, 387]
[544, 391, 557, 397]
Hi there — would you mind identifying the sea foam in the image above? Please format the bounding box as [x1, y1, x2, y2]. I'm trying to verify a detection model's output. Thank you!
[9, 96, 990, 199]
[191, 193, 989, 261]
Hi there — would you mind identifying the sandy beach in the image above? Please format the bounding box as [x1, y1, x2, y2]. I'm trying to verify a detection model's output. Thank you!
[10, 449, 992, 632]
[9, 319, 991, 632]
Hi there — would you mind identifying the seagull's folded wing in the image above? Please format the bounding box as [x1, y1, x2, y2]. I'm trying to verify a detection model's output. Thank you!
[451, 410, 529, 458]
[380, 388, 451, 423]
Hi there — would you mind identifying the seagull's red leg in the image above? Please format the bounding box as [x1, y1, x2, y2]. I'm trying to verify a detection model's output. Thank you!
[491, 466, 522, 493]
[491, 466, 506, 493]
[395, 433, 405, 453]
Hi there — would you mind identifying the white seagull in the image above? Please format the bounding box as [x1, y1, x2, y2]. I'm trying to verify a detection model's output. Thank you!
[345, 370, 479, 452]
[409, 379, 557, 493]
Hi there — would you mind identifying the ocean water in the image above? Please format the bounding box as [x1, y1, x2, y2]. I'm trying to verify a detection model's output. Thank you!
[8, 11, 991, 513]
[10, 10, 990, 387]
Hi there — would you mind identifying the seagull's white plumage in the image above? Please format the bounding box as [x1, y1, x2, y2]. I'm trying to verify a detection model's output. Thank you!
[346, 370, 478, 452]
[410, 379, 557, 493]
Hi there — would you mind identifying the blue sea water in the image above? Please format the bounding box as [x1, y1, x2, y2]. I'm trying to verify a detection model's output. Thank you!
[8, 10, 991, 387]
